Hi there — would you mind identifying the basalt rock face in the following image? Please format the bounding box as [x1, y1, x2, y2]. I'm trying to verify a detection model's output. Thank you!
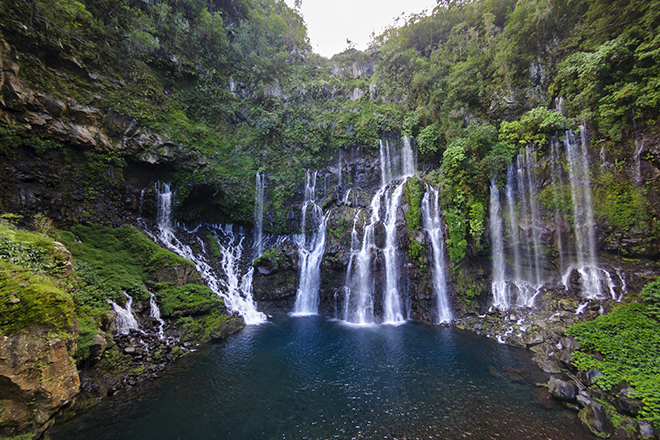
[252, 242, 299, 315]
[0, 327, 79, 437]
[0, 41, 221, 228]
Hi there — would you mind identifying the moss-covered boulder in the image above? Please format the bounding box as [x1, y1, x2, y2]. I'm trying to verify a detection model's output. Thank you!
[0, 225, 79, 436]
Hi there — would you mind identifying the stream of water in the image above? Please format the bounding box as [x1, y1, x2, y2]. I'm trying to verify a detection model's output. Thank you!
[51, 316, 591, 440]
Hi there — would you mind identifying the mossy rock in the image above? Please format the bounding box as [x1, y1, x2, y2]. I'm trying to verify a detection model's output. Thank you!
[0, 260, 75, 336]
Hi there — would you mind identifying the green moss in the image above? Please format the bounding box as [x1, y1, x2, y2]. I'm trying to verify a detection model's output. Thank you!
[404, 177, 423, 231]
[176, 310, 243, 344]
[56, 225, 195, 294]
[154, 284, 221, 317]
[408, 240, 426, 264]
[567, 301, 660, 427]
[75, 314, 100, 362]
[0, 260, 75, 335]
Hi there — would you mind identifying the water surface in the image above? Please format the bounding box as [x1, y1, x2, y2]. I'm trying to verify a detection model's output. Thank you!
[52, 316, 591, 439]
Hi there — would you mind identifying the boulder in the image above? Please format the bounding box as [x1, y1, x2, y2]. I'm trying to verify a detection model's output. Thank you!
[577, 393, 614, 438]
[548, 376, 578, 401]
[0, 327, 80, 436]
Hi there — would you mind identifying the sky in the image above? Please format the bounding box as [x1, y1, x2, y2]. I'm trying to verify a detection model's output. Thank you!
[284, 0, 438, 58]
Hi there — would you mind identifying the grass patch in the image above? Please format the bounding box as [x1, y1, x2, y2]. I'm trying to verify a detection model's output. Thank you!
[56, 224, 196, 294]
[154, 284, 222, 317]
[0, 260, 75, 336]
[567, 301, 660, 427]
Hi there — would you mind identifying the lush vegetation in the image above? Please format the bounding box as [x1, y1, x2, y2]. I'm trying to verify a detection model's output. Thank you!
[1, 0, 658, 249]
[0, 218, 75, 336]
[567, 281, 660, 427]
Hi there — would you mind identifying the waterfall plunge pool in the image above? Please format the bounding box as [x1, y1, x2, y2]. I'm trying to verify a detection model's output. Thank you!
[51, 316, 592, 439]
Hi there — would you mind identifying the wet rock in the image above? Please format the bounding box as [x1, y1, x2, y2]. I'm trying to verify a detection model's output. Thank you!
[612, 395, 642, 417]
[0, 328, 79, 435]
[578, 369, 604, 386]
[578, 393, 614, 438]
[89, 334, 108, 362]
[638, 421, 656, 439]
[548, 376, 578, 401]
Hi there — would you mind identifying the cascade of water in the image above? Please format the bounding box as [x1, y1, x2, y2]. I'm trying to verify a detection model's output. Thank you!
[254, 172, 266, 257]
[525, 146, 543, 286]
[109, 292, 140, 335]
[213, 224, 268, 321]
[565, 128, 602, 299]
[382, 180, 406, 324]
[149, 292, 166, 339]
[379, 140, 392, 186]
[550, 138, 566, 273]
[490, 179, 508, 309]
[490, 158, 542, 310]
[338, 149, 343, 188]
[156, 182, 173, 233]
[505, 165, 522, 282]
[292, 209, 329, 315]
[138, 188, 146, 218]
[421, 184, 453, 323]
[154, 185, 267, 325]
[292, 170, 329, 315]
[342, 211, 362, 320]
[344, 187, 386, 324]
[401, 135, 416, 177]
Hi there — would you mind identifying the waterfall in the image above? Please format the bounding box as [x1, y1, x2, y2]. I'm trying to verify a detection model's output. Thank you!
[379, 140, 392, 186]
[505, 165, 522, 282]
[490, 179, 508, 309]
[292, 170, 329, 315]
[564, 127, 603, 299]
[342, 211, 362, 320]
[154, 184, 267, 325]
[401, 135, 416, 177]
[550, 138, 565, 273]
[344, 187, 385, 324]
[421, 184, 453, 323]
[156, 182, 174, 233]
[489, 154, 544, 310]
[149, 292, 166, 339]
[490, 126, 623, 307]
[254, 172, 266, 257]
[525, 147, 543, 286]
[380, 137, 416, 186]
[344, 181, 408, 325]
[382, 180, 406, 324]
[109, 292, 140, 335]
[213, 224, 268, 322]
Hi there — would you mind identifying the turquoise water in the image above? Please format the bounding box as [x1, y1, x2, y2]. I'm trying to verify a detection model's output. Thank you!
[51, 316, 591, 439]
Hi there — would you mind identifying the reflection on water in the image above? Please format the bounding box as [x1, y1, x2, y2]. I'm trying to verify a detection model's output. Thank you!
[51, 316, 592, 439]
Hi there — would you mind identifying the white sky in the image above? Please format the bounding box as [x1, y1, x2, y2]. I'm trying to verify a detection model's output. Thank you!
[284, 0, 437, 58]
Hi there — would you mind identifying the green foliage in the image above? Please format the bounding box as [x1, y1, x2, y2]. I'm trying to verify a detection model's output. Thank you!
[408, 239, 426, 264]
[468, 202, 485, 246]
[594, 166, 650, 240]
[154, 284, 220, 317]
[416, 123, 443, 156]
[641, 279, 660, 320]
[0, 260, 75, 335]
[56, 224, 195, 294]
[176, 309, 239, 344]
[0, 123, 62, 159]
[76, 313, 100, 362]
[404, 177, 424, 231]
[32, 213, 53, 235]
[444, 205, 468, 264]
[499, 107, 570, 148]
[0, 434, 35, 440]
[567, 302, 660, 427]
[0, 221, 65, 275]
